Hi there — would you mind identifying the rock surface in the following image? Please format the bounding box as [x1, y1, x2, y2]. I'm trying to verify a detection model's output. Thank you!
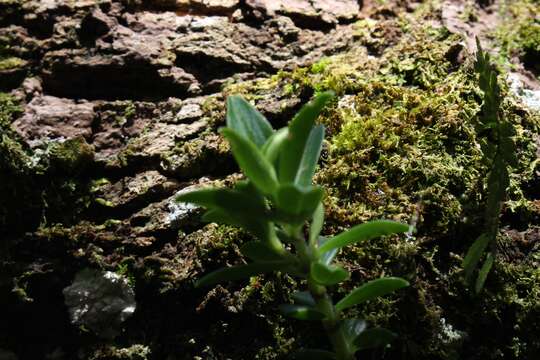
[63, 269, 136, 339]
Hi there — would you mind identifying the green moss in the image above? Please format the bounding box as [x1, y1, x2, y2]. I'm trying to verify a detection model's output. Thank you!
[494, 0, 540, 74]
[0, 56, 26, 71]
[310, 57, 332, 74]
[88, 345, 151, 360]
[0, 92, 22, 126]
[0, 93, 40, 236]
[215, 19, 540, 359]
[48, 136, 95, 174]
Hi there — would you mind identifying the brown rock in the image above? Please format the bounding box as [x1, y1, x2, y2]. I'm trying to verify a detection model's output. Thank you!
[91, 101, 154, 162]
[115, 119, 208, 169]
[41, 45, 199, 100]
[160, 133, 232, 178]
[176, 0, 240, 13]
[12, 95, 95, 143]
[245, 0, 360, 27]
[79, 7, 118, 42]
[93, 170, 180, 210]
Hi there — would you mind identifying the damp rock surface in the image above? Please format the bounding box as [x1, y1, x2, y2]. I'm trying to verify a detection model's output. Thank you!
[63, 269, 136, 339]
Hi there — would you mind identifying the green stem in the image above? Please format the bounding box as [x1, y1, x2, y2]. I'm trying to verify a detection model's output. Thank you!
[267, 223, 287, 254]
[289, 227, 355, 360]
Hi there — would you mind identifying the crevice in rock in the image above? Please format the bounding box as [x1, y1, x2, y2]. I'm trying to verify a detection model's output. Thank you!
[41, 61, 194, 101]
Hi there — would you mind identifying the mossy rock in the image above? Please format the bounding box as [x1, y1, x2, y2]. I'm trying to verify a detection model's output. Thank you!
[208, 19, 540, 360]
[494, 0, 540, 76]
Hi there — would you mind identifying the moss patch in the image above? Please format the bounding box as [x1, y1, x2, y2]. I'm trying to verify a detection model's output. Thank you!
[494, 0, 540, 75]
[213, 18, 540, 359]
[0, 93, 40, 236]
[0, 56, 26, 71]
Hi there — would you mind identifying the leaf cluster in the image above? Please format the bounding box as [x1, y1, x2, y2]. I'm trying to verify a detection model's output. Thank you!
[177, 92, 410, 359]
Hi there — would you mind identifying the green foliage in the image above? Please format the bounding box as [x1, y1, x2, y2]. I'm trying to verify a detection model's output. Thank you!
[177, 93, 410, 359]
[462, 39, 517, 293]
[335, 277, 410, 312]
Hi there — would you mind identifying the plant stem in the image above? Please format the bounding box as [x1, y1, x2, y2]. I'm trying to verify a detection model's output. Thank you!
[290, 227, 355, 360]
[309, 279, 355, 360]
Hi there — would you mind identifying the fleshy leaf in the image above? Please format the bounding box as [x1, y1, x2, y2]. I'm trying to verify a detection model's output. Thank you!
[309, 203, 325, 246]
[202, 209, 273, 243]
[176, 187, 266, 216]
[354, 328, 397, 350]
[220, 128, 278, 195]
[278, 91, 334, 183]
[279, 304, 326, 321]
[311, 262, 349, 286]
[226, 95, 273, 147]
[262, 127, 289, 165]
[475, 252, 494, 294]
[291, 349, 336, 360]
[335, 277, 409, 312]
[291, 291, 316, 306]
[195, 262, 287, 287]
[318, 220, 409, 254]
[295, 124, 325, 187]
[240, 241, 285, 262]
[176, 187, 273, 240]
[342, 318, 367, 339]
[202, 209, 241, 226]
[318, 236, 338, 265]
[463, 233, 490, 283]
[276, 184, 324, 217]
[341, 319, 367, 351]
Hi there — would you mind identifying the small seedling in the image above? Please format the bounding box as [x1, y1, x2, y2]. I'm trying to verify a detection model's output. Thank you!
[462, 39, 517, 294]
[177, 92, 410, 359]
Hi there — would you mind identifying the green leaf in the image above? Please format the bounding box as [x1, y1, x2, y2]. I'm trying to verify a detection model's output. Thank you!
[295, 125, 325, 187]
[309, 203, 325, 245]
[195, 262, 287, 287]
[202, 208, 273, 243]
[176, 187, 274, 240]
[341, 319, 367, 351]
[318, 237, 338, 265]
[262, 127, 289, 164]
[278, 91, 334, 183]
[279, 304, 326, 321]
[176, 187, 266, 216]
[318, 220, 409, 254]
[342, 318, 367, 339]
[311, 262, 349, 286]
[353, 328, 397, 350]
[463, 233, 490, 283]
[291, 291, 316, 306]
[500, 123, 517, 167]
[226, 95, 273, 147]
[276, 184, 324, 217]
[291, 349, 336, 360]
[240, 241, 285, 262]
[335, 277, 409, 312]
[202, 209, 241, 226]
[220, 128, 278, 195]
[475, 252, 494, 294]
